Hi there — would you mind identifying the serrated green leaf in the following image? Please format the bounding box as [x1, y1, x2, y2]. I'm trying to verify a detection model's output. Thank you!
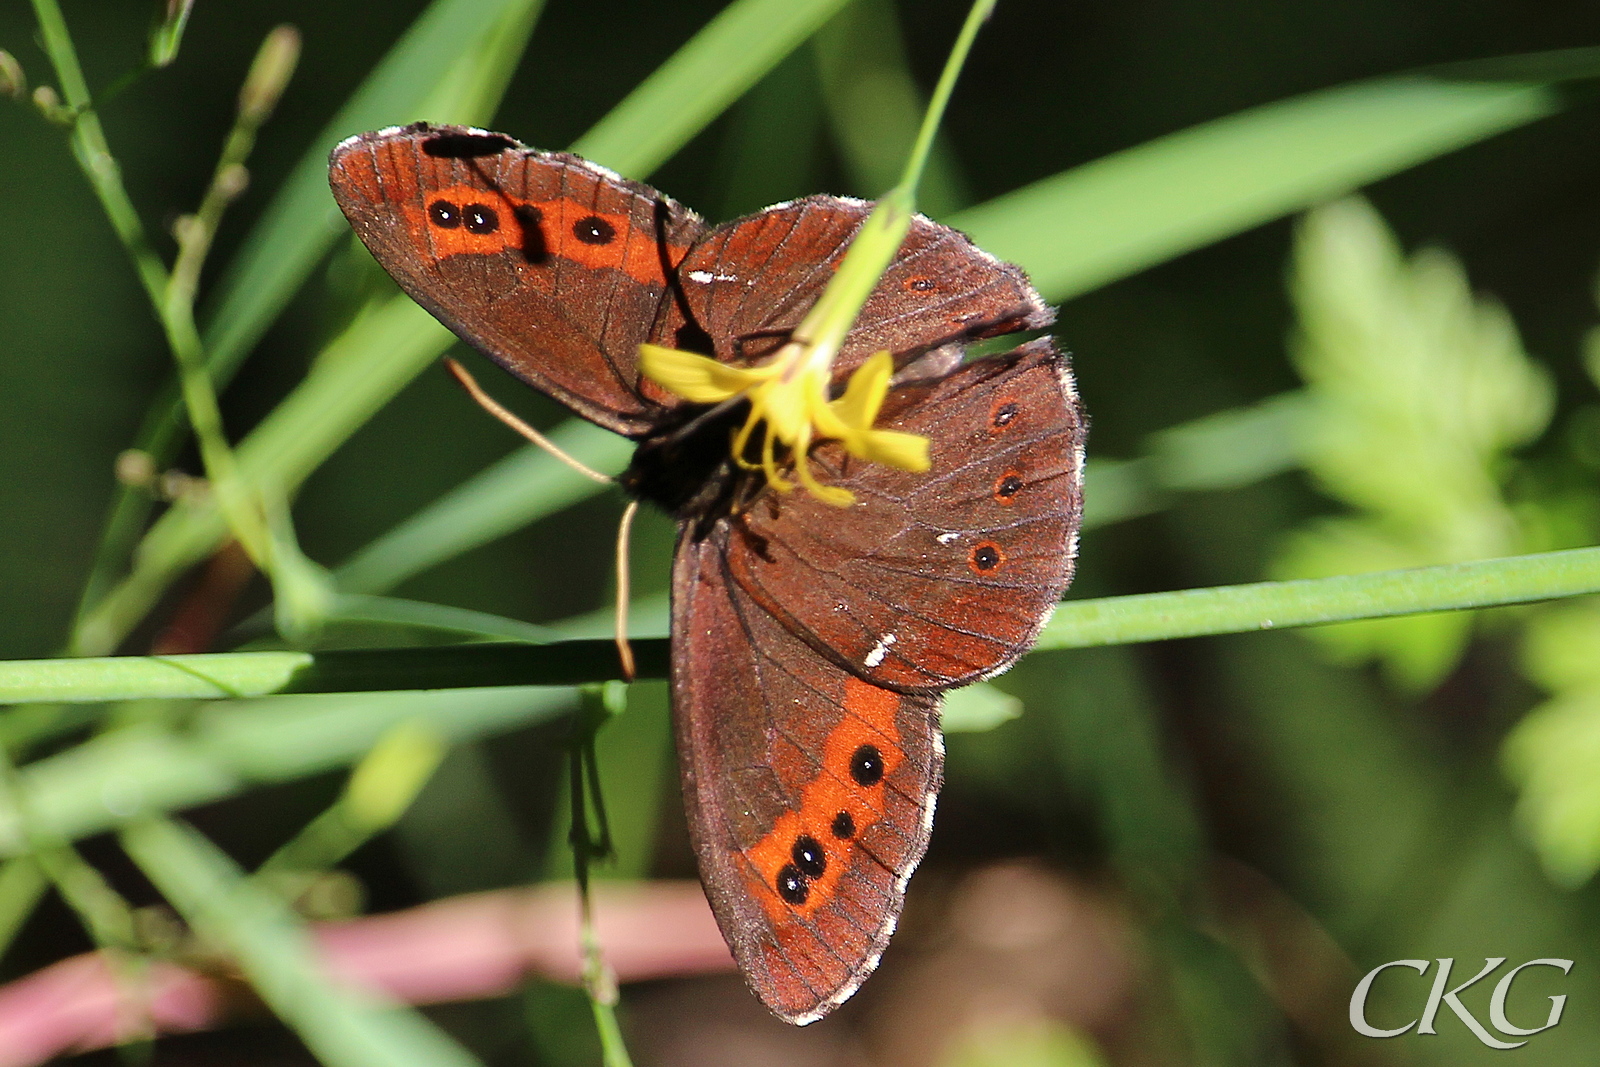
[1271, 196, 1553, 689]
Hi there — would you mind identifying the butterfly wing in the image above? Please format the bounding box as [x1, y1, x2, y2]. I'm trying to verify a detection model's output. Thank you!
[672, 524, 943, 1025]
[654, 196, 1053, 373]
[723, 339, 1085, 691]
[329, 123, 705, 435]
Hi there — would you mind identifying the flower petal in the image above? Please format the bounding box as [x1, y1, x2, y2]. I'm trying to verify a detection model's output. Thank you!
[844, 427, 931, 472]
[638, 344, 762, 403]
[831, 350, 894, 430]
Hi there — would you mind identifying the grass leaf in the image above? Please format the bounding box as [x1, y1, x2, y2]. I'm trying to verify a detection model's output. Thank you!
[949, 75, 1560, 302]
[1272, 197, 1551, 689]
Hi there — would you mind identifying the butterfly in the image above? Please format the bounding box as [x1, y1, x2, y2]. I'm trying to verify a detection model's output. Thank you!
[329, 122, 1085, 1024]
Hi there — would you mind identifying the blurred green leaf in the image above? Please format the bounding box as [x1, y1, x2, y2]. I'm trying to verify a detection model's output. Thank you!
[940, 1018, 1106, 1067]
[262, 720, 449, 874]
[344, 722, 449, 828]
[1505, 600, 1600, 887]
[121, 817, 482, 1067]
[0, 688, 571, 858]
[313, 595, 565, 645]
[571, 0, 853, 176]
[1273, 197, 1553, 689]
[813, 0, 968, 215]
[0, 857, 45, 958]
[1083, 391, 1310, 528]
[950, 76, 1559, 302]
[335, 421, 632, 596]
[943, 682, 1022, 732]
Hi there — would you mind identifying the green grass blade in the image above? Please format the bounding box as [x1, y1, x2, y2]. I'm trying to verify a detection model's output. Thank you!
[0, 643, 654, 705]
[1039, 546, 1600, 650]
[1082, 391, 1308, 529]
[571, 0, 853, 176]
[949, 75, 1560, 302]
[318, 595, 566, 643]
[20, 544, 1600, 705]
[120, 817, 483, 1067]
[335, 422, 632, 595]
[1, 688, 570, 856]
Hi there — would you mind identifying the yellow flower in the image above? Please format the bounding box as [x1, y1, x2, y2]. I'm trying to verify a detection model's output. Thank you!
[639, 342, 930, 507]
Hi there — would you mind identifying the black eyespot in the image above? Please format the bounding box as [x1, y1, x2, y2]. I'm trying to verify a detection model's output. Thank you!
[995, 472, 1024, 502]
[906, 276, 936, 292]
[991, 401, 1019, 429]
[428, 200, 461, 229]
[831, 811, 856, 839]
[792, 835, 826, 878]
[463, 203, 499, 234]
[850, 744, 884, 787]
[971, 542, 1002, 572]
[572, 215, 616, 245]
[777, 864, 809, 905]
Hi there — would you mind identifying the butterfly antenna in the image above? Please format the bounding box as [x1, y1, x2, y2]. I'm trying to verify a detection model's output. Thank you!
[613, 498, 640, 682]
[443, 358, 613, 484]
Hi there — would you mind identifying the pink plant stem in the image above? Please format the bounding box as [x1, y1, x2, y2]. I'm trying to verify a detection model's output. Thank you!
[0, 880, 731, 1066]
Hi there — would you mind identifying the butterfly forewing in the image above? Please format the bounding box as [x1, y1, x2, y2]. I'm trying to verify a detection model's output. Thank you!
[329, 124, 705, 435]
[660, 196, 1053, 375]
[723, 339, 1085, 692]
[672, 528, 943, 1024]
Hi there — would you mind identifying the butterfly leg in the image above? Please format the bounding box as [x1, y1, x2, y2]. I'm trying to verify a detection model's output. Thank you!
[443, 357, 614, 484]
[613, 499, 641, 681]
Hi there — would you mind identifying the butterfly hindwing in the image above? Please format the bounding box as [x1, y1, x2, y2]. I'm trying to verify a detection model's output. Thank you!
[671, 526, 943, 1024]
[722, 339, 1085, 691]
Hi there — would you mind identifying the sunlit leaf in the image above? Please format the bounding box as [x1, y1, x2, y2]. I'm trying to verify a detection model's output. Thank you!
[1272, 196, 1552, 690]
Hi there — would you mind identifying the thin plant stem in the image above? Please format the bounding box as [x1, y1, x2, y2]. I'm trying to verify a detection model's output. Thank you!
[155, 27, 303, 581]
[29, 6, 308, 651]
[781, 0, 995, 360]
[895, 0, 995, 196]
[570, 684, 632, 1067]
[11, 545, 1600, 702]
[28, 0, 169, 308]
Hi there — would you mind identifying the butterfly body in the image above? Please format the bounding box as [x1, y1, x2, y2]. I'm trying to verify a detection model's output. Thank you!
[330, 123, 1085, 1024]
